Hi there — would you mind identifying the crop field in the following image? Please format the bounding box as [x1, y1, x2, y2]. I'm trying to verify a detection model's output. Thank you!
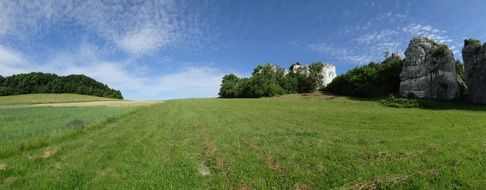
[0, 94, 117, 106]
[0, 94, 485, 189]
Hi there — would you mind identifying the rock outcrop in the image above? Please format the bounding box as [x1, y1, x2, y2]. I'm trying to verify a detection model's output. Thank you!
[462, 39, 486, 103]
[321, 64, 337, 87]
[399, 37, 464, 100]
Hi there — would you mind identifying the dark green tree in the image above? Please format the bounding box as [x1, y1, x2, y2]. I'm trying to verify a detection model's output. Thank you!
[219, 74, 242, 98]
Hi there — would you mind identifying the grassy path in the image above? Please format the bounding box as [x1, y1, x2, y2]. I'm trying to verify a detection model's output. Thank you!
[1, 96, 485, 189]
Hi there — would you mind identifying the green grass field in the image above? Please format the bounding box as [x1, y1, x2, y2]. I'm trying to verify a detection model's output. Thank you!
[0, 94, 118, 106]
[0, 94, 485, 189]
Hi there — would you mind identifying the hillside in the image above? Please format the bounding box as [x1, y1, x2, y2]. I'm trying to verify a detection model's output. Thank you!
[0, 94, 484, 189]
[0, 72, 123, 99]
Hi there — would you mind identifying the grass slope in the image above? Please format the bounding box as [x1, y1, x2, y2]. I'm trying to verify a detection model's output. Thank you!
[0, 94, 118, 106]
[0, 94, 485, 189]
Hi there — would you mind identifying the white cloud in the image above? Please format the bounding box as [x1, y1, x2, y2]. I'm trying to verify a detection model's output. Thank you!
[116, 25, 173, 55]
[154, 67, 224, 99]
[357, 29, 399, 44]
[402, 23, 452, 43]
[0, 0, 210, 55]
[0, 43, 224, 100]
[0, 45, 31, 75]
[308, 42, 375, 64]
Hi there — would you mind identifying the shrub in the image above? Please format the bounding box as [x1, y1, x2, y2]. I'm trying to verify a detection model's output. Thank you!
[432, 44, 448, 57]
[379, 96, 419, 108]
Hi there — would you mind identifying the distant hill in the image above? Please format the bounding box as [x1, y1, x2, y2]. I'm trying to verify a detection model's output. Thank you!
[0, 72, 123, 99]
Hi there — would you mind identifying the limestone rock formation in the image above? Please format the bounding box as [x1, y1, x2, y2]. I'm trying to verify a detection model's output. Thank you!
[399, 37, 464, 100]
[321, 63, 337, 87]
[462, 39, 486, 103]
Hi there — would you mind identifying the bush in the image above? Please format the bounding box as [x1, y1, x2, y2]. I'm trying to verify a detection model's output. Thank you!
[432, 44, 448, 57]
[379, 96, 419, 108]
[325, 56, 403, 98]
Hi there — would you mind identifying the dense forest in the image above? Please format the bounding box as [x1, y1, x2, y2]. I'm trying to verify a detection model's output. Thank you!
[0, 72, 123, 99]
[219, 63, 324, 98]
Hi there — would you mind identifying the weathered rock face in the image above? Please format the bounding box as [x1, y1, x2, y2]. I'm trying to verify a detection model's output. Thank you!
[399, 37, 463, 100]
[321, 64, 336, 87]
[462, 39, 486, 103]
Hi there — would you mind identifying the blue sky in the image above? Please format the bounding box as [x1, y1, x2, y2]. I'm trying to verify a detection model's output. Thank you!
[1, 0, 485, 100]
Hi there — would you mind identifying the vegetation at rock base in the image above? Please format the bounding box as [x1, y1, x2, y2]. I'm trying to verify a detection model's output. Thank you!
[219, 62, 325, 98]
[379, 95, 420, 108]
[325, 54, 403, 98]
[0, 72, 123, 99]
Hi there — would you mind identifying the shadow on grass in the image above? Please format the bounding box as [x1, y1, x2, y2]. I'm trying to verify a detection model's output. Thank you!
[414, 98, 486, 111]
[322, 91, 486, 112]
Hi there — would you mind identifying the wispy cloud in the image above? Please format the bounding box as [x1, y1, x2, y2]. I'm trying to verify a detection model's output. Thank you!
[0, 45, 30, 75]
[308, 42, 375, 64]
[402, 23, 452, 43]
[357, 29, 399, 44]
[0, 0, 211, 55]
[310, 9, 456, 65]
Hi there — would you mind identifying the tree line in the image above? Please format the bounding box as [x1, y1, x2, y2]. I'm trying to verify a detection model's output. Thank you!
[0, 72, 123, 99]
[219, 62, 325, 98]
[325, 54, 404, 98]
[325, 53, 467, 98]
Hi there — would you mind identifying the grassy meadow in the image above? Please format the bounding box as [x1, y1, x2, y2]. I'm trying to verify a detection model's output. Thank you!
[0, 94, 485, 189]
[0, 94, 118, 106]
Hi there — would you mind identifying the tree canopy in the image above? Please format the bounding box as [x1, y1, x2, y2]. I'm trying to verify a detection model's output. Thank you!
[0, 72, 123, 99]
[219, 62, 324, 98]
[325, 55, 403, 98]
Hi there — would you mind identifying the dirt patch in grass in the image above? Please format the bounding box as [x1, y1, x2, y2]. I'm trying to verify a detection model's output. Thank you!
[246, 141, 285, 173]
[201, 137, 230, 178]
[41, 147, 60, 159]
[0, 177, 15, 186]
[203, 137, 217, 158]
[238, 184, 253, 190]
[300, 92, 338, 100]
[216, 158, 229, 178]
[198, 162, 211, 176]
[294, 183, 311, 190]
[358, 149, 427, 160]
[340, 174, 410, 190]
[0, 163, 7, 170]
